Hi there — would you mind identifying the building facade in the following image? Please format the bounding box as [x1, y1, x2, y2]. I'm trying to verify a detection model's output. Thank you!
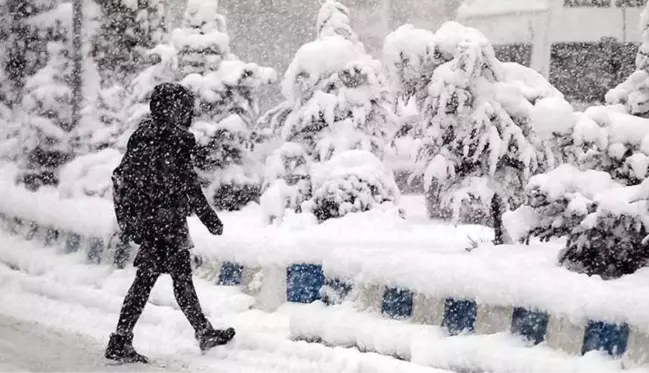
[458, 0, 647, 103]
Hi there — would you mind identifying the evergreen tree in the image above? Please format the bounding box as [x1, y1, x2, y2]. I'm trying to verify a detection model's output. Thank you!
[411, 22, 566, 227]
[17, 42, 73, 189]
[259, 1, 399, 223]
[120, 44, 178, 149]
[3, 0, 60, 107]
[93, 0, 167, 88]
[173, 0, 276, 211]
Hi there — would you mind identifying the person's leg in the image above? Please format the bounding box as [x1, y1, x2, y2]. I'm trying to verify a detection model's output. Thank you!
[115, 267, 159, 335]
[170, 249, 235, 351]
[106, 266, 159, 362]
[170, 250, 210, 332]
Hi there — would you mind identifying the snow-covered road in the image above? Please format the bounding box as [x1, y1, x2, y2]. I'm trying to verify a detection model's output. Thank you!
[0, 231, 443, 373]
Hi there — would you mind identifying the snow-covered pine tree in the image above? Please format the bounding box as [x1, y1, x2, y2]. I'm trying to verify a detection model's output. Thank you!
[259, 0, 400, 223]
[93, 0, 167, 88]
[383, 24, 439, 114]
[17, 42, 73, 190]
[3, 0, 61, 107]
[413, 21, 569, 230]
[120, 44, 178, 149]
[173, 0, 276, 211]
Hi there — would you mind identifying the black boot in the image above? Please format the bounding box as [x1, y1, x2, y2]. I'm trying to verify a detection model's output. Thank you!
[195, 325, 236, 352]
[105, 333, 149, 363]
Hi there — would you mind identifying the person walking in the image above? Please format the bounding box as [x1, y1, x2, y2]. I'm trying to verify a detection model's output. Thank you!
[106, 83, 235, 363]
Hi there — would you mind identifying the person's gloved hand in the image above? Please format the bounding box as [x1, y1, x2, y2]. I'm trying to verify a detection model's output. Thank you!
[208, 219, 224, 236]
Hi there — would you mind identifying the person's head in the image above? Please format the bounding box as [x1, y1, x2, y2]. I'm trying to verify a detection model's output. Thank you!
[150, 83, 195, 128]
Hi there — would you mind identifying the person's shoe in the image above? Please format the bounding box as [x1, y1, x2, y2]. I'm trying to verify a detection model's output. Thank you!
[105, 333, 149, 364]
[196, 326, 236, 352]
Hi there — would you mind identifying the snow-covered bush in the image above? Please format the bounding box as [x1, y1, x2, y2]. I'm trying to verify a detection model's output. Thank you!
[258, 1, 399, 223]
[561, 180, 649, 279]
[303, 150, 400, 222]
[503, 165, 621, 243]
[407, 22, 568, 226]
[173, 0, 276, 211]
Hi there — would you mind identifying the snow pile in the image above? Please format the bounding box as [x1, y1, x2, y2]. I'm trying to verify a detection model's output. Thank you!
[283, 302, 639, 372]
[529, 97, 576, 140]
[0, 164, 116, 237]
[259, 1, 398, 223]
[58, 148, 123, 199]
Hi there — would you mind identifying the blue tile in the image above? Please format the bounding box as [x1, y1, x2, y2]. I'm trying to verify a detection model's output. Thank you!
[582, 321, 629, 357]
[113, 234, 131, 269]
[218, 261, 243, 286]
[443, 298, 477, 336]
[87, 237, 104, 264]
[44, 227, 59, 246]
[65, 233, 81, 253]
[381, 287, 413, 319]
[511, 307, 549, 345]
[322, 278, 353, 305]
[286, 264, 324, 303]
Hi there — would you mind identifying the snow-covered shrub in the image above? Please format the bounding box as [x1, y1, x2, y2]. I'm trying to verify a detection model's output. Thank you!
[258, 1, 399, 223]
[503, 165, 622, 243]
[560, 180, 649, 279]
[173, 0, 276, 211]
[303, 150, 400, 222]
[408, 22, 568, 226]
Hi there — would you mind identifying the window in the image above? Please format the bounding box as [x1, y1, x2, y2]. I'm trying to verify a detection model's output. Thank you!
[564, 0, 611, 6]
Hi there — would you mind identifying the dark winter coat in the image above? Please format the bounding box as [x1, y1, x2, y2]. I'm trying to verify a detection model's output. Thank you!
[113, 83, 222, 274]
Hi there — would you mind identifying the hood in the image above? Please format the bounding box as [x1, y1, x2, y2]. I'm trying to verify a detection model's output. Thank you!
[149, 82, 195, 129]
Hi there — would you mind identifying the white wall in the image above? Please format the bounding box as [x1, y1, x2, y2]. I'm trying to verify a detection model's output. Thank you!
[460, 3, 644, 45]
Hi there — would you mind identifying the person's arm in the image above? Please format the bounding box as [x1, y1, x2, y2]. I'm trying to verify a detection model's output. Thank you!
[178, 133, 224, 235]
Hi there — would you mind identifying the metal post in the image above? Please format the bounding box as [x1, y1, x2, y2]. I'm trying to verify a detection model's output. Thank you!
[71, 0, 83, 131]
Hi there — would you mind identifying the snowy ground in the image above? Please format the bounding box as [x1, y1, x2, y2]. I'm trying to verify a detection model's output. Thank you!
[0, 230, 442, 373]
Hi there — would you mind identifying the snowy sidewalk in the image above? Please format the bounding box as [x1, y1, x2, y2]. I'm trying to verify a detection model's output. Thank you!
[0, 315, 173, 372]
[0, 231, 442, 373]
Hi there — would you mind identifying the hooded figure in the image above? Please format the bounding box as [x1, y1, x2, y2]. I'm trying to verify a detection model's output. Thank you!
[106, 83, 235, 363]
